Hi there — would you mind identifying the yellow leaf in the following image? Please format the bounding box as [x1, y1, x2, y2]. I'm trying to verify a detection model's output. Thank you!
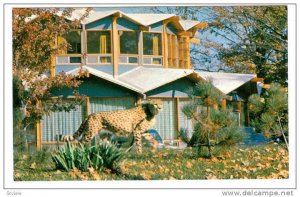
[30, 162, 36, 169]
[206, 174, 218, 179]
[186, 161, 193, 169]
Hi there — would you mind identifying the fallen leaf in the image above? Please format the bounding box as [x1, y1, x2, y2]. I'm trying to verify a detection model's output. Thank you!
[206, 174, 218, 179]
[186, 161, 192, 169]
[30, 162, 36, 169]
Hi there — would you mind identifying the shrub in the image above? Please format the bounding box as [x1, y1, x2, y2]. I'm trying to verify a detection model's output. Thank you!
[51, 141, 124, 172]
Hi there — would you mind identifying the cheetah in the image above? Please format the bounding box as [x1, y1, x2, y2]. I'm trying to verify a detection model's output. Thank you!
[61, 99, 163, 153]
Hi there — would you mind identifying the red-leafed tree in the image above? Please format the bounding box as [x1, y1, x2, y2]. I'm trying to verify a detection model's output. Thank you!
[13, 8, 91, 149]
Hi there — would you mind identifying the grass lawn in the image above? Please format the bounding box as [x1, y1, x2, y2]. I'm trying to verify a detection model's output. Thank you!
[14, 143, 288, 181]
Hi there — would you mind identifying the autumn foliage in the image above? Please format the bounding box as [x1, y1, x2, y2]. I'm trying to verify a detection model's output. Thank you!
[13, 8, 91, 128]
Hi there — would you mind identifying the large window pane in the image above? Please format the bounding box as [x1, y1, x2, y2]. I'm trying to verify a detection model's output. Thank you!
[58, 30, 81, 54]
[143, 33, 162, 55]
[66, 31, 81, 54]
[119, 31, 138, 54]
[87, 31, 111, 54]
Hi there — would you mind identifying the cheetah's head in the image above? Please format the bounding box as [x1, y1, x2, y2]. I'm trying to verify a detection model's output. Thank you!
[143, 99, 163, 117]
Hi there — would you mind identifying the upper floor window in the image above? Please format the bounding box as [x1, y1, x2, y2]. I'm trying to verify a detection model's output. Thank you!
[87, 31, 111, 54]
[143, 32, 162, 56]
[58, 30, 81, 55]
[119, 31, 138, 54]
[57, 30, 82, 64]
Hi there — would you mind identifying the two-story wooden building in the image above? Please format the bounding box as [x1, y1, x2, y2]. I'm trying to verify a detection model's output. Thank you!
[37, 10, 261, 149]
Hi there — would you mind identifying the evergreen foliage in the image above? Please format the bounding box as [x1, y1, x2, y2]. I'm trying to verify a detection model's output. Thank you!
[248, 83, 288, 149]
[182, 80, 244, 158]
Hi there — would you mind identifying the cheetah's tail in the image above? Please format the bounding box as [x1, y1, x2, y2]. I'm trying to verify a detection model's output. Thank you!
[58, 120, 86, 142]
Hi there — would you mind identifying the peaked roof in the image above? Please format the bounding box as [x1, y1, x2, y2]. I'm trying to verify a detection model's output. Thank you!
[196, 71, 256, 95]
[81, 10, 202, 31]
[118, 67, 195, 92]
[61, 65, 257, 96]
[125, 13, 176, 26]
[179, 20, 201, 31]
[65, 66, 145, 96]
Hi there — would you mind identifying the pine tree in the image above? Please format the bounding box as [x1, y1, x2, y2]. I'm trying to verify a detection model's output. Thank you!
[182, 80, 244, 158]
[248, 83, 288, 150]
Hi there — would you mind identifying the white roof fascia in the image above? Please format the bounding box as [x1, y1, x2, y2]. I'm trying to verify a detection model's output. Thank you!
[118, 67, 194, 93]
[179, 20, 200, 31]
[125, 13, 176, 26]
[196, 71, 257, 95]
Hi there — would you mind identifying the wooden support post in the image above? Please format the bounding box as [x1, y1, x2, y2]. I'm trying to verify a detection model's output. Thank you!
[221, 99, 227, 109]
[86, 97, 90, 116]
[136, 97, 142, 106]
[82, 24, 86, 65]
[36, 100, 42, 150]
[112, 16, 119, 77]
[36, 120, 42, 150]
[186, 37, 190, 69]
[138, 30, 143, 66]
[176, 97, 180, 138]
[237, 101, 241, 112]
[50, 38, 56, 77]
[163, 21, 168, 68]
[50, 55, 55, 77]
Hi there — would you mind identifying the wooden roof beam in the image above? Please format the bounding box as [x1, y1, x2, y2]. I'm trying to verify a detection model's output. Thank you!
[195, 22, 209, 29]
[177, 31, 193, 37]
[190, 38, 200, 44]
[112, 12, 122, 18]
[251, 77, 264, 82]
[139, 26, 150, 31]
[164, 16, 180, 25]
[263, 84, 271, 89]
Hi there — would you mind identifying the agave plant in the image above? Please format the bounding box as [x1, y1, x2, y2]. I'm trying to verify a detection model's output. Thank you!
[51, 141, 124, 172]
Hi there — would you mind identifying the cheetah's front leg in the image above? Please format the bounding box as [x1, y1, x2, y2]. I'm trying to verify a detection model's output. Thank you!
[134, 131, 142, 154]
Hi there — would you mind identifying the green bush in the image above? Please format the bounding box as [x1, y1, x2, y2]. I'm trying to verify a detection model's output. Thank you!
[51, 141, 124, 172]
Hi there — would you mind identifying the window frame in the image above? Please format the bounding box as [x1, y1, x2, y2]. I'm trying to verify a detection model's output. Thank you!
[119, 30, 139, 55]
[56, 29, 82, 65]
[142, 31, 163, 56]
[85, 29, 113, 65]
[85, 30, 112, 55]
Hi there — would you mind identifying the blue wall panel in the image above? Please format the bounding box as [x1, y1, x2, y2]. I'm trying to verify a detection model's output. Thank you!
[117, 18, 139, 31]
[51, 75, 137, 97]
[150, 22, 163, 32]
[55, 65, 79, 75]
[85, 17, 112, 29]
[146, 77, 195, 97]
[166, 23, 177, 34]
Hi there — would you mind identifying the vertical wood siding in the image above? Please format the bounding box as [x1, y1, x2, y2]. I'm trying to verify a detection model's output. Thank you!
[41, 104, 85, 142]
[178, 99, 194, 139]
[89, 97, 135, 113]
[152, 99, 176, 140]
